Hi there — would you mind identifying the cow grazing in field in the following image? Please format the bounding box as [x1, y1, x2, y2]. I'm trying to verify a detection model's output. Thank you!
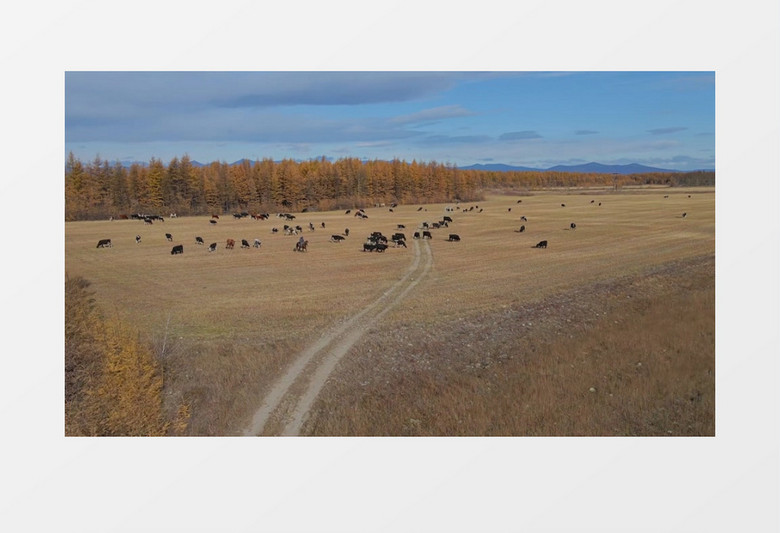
[392, 233, 406, 242]
[447, 234, 461, 242]
[515, 225, 526, 233]
[241, 239, 250, 248]
[397, 224, 406, 229]
[590, 200, 595, 204]
[598, 202, 602, 206]
[520, 216, 527, 222]
[363, 242, 376, 252]
[534, 240, 548, 248]
[272, 227, 279, 233]
[443, 216, 453, 223]
[253, 238, 262, 248]
[664, 195, 669, 199]
[417, 207, 423, 211]
[389, 208, 394, 212]
[375, 243, 388, 252]
[171, 244, 183, 255]
[96, 239, 112, 248]
[321, 222, 325, 229]
[135, 235, 141, 244]
[233, 213, 242, 219]
[423, 230, 432, 239]
[196, 236, 204, 245]
[344, 228, 350, 237]
[561, 204, 566, 207]
[331, 234, 345, 242]
[393, 238, 407, 248]
[144, 218, 153, 225]
[226, 238, 235, 249]
[570, 223, 576, 230]
[479, 208, 483, 213]
[119, 214, 129, 220]
[210, 219, 217, 225]
[682, 212, 687, 218]
[212, 214, 220, 219]
[166, 233, 173, 241]
[517, 199, 522, 203]
[296, 225, 304, 233]
[688, 195, 691, 198]
[508, 208, 512, 212]
[413, 232, 421, 239]
[208, 243, 217, 252]
[345, 209, 351, 215]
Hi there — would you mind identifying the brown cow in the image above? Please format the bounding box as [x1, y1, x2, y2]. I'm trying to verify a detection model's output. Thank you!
[226, 238, 235, 249]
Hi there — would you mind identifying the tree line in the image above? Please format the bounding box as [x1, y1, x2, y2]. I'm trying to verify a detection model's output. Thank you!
[64, 152, 715, 221]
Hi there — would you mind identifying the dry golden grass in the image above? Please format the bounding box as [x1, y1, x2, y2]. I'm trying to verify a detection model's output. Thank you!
[65, 186, 714, 434]
[303, 254, 714, 435]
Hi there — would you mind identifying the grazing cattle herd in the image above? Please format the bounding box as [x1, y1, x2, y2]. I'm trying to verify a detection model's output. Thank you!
[94, 194, 693, 259]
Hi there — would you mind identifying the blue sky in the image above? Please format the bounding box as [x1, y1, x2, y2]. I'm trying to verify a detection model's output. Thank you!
[65, 71, 714, 171]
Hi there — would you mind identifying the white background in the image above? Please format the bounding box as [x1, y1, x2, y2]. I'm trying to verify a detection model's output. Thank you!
[1, 1, 778, 532]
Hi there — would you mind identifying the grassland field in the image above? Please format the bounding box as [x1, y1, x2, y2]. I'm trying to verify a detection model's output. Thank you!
[65, 186, 715, 435]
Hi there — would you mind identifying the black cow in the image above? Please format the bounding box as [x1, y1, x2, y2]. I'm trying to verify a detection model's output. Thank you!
[135, 235, 141, 244]
[682, 212, 687, 218]
[171, 244, 183, 255]
[253, 238, 262, 248]
[166, 233, 173, 241]
[423, 231, 432, 239]
[309, 222, 315, 231]
[144, 218, 153, 225]
[515, 225, 526, 233]
[345, 209, 351, 215]
[208, 243, 217, 252]
[534, 240, 548, 248]
[413, 232, 420, 239]
[321, 222, 326, 229]
[590, 200, 595, 204]
[447, 234, 461, 241]
[375, 243, 388, 252]
[570, 223, 576, 230]
[520, 216, 527, 222]
[331, 234, 345, 242]
[96, 239, 112, 248]
[517, 200, 522, 203]
[241, 239, 250, 248]
[392, 233, 406, 241]
[345, 228, 350, 237]
[443, 216, 453, 223]
[272, 227, 279, 233]
[393, 238, 407, 248]
[508, 208, 512, 212]
[210, 219, 217, 225]
[561, 204, 566, 207]
[233, 213, 242, 219]
[196, 236, 204, 245]
[363, 242, 376, 252]
[397, 224, 406, 229]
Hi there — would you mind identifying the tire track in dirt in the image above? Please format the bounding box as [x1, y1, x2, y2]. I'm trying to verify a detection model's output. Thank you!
[243, 238, 433, 436]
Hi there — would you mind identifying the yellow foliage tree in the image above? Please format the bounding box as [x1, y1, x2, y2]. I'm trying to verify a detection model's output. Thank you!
[83, 316, 169, 436]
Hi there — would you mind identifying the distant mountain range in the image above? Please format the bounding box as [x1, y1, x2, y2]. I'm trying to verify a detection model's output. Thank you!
[113, 159, 711, 174]
[459, 162, 702, 174]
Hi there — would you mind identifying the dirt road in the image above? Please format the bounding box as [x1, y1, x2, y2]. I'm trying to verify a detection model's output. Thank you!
[243, 237, 433, 436]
